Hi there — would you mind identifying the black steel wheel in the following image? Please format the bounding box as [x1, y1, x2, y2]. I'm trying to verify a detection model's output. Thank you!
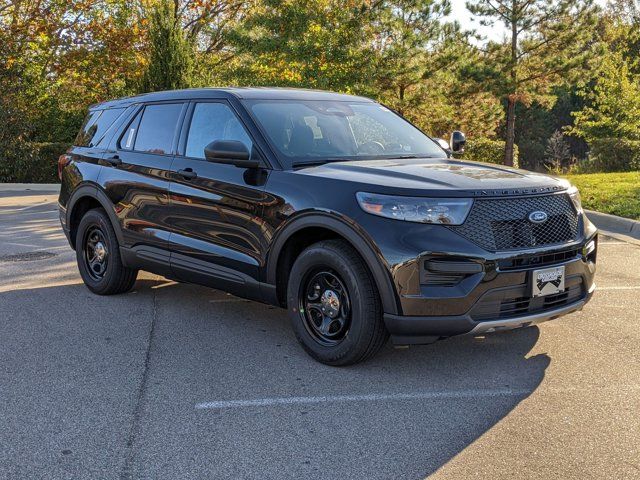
[300, 269, 352, 346]
[83, 226, 109, 280]
[75, 208, 138, 295]
[287, 239, 389, 366]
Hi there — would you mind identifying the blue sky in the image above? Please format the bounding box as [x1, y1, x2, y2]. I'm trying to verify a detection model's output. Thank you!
[447, 0, 608, 43]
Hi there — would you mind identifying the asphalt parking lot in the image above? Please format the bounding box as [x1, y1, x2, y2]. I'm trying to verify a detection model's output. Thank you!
[1, 187, 639, 480]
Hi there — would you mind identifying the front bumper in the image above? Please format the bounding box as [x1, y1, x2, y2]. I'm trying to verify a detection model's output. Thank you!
[385, 283, 595, 345]
[369, 212, 598, 344]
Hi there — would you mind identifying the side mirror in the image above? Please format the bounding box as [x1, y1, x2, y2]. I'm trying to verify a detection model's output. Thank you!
[450, 131, 466, 153]
[204, 140, 259, 168]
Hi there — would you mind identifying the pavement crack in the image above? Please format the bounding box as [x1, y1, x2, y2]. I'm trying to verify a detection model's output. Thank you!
[120, 278, 159, 480]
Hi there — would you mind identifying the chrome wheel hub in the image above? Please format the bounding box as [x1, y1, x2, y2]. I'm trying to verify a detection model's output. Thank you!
[94, 242, 107, 262]
[320, 290, 341, 318]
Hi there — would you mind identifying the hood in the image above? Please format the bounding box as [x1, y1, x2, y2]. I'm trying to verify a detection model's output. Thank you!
[294, 158, 569, 196]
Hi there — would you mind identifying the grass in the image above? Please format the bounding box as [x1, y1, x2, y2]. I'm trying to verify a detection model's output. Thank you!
[562, 172, 640, 220]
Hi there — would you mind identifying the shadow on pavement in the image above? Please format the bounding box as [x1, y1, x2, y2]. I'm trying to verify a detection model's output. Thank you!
[0, 278, 550, 480]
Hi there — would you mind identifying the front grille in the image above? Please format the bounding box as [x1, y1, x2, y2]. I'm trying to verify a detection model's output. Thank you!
[450, 194, 579, 251]
[470, 277, 584, 321]
[497, 248, 581, 271]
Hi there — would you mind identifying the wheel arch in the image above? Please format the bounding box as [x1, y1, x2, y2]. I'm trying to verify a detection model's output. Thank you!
[266, 213, 400, 315]
[66, 184, 124, 250]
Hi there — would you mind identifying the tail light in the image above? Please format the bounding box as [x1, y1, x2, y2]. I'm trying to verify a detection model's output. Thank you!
[57, 154, 71, 180]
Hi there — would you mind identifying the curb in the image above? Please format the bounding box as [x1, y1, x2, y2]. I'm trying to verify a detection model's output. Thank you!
[0, 183, 61, 192]
[585, 210, 640, 246]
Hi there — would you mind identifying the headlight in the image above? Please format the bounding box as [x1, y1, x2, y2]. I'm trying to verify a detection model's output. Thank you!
[568, 186, 583, 213]
[356, 192, 473, 225]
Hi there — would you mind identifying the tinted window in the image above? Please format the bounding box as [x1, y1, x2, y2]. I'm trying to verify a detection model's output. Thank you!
[75, 108, 125, 147]
[133, 103, 183, 154]
[185, 103, 253, 159]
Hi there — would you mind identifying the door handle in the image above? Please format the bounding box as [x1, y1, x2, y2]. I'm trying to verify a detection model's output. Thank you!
[104, 155, 121, 166]
[177, 168, 197, 180]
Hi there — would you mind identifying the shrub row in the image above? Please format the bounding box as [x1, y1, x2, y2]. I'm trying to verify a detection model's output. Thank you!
[575, 138, 640, 173]
[459, 137, 519, 169]
[0, 142, 69, 183]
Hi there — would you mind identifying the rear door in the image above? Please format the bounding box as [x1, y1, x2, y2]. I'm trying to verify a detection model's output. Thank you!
[60, 107, 128, 204]
[100, 102, 186, 273]
[167, 100, 271, 297]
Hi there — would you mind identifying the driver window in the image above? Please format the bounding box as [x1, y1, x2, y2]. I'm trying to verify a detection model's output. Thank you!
[185, 103, 253, 159]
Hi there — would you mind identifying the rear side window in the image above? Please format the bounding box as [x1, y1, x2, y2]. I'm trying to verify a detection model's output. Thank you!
[185, 103, 253, 159]
[75, 108, 125, 147]
[130, 103, 183, 154]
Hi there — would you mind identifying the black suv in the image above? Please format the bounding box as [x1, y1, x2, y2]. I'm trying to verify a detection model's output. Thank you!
[58, 88, 597, 365]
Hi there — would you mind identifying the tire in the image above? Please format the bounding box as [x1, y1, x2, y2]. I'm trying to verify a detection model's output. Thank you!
[287, 239, 389, 366]
[75, 208, 138, 295]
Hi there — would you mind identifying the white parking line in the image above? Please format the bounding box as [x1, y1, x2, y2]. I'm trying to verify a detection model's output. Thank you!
[195, 388, 533, 410]
[195, 384, 640, 410]
[597, 286, 640, 291]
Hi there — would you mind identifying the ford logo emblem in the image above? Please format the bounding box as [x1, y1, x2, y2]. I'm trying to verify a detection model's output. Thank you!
[529, 211, 548, 223]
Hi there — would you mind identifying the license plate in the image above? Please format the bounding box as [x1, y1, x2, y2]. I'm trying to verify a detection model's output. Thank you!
[532, 266, 565, 297]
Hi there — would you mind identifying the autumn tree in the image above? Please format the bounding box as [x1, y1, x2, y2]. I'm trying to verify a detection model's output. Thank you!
[465, 0, 599, 166]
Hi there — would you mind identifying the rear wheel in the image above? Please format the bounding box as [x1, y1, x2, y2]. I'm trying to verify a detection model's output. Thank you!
[287, 239, 388, 366]
[76, 208, 138, 295]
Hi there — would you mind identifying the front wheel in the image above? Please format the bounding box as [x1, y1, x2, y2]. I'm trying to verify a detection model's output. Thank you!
[287, 240, 388, 366]
[75, 208, 138, 295]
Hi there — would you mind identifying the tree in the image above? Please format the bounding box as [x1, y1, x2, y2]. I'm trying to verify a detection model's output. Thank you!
[545, 129, 570, 171]
[570, 2, 640, 142]
[372, 0, 452, 113]
[227, 0, 376, 91]
[465, 0, 599, 166]
[570, 52, 640, 141]
[0, 0, 147, 143]
[142, 0, 195, 92]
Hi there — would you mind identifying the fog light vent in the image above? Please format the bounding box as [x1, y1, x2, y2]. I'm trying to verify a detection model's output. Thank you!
[421, 259, 483, 287]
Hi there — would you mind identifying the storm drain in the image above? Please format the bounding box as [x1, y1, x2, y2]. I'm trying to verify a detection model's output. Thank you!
[0, 251, 58, 262]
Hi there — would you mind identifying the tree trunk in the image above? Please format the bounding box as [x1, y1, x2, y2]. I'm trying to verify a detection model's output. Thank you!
[504, 0, 518, 167]
[504, 96, 516, 167]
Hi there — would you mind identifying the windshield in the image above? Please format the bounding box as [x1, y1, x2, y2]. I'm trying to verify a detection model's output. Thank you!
[245, 100, 446, 168]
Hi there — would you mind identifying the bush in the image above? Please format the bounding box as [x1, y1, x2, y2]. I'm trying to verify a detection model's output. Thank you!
[0, 142, 69, 183]
[574, 138, 640, 173]
[458, 137, 519, 169]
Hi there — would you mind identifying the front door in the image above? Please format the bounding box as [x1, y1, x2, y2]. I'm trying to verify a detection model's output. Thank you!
[167, 100, 271, 298]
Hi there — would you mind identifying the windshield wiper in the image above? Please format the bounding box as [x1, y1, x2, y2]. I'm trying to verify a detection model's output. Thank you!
[292, 158, 351, 168]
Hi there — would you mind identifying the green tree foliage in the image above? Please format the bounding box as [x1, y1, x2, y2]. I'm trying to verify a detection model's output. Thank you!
[464, 0, 599, 166]
[571, 4, 640, 142]
[227, 0, 376, 91]
[571, 53, 640, 141]
[515, 87, 588, 171]
[142, 0, 195, 91]
[372, 0, 451, 113]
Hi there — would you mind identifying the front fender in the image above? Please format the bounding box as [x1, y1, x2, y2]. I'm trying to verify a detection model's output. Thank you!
[265, 211, 401, 315]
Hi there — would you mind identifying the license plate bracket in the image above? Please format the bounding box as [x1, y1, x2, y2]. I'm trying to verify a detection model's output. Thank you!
[532, 266, 565, 297]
